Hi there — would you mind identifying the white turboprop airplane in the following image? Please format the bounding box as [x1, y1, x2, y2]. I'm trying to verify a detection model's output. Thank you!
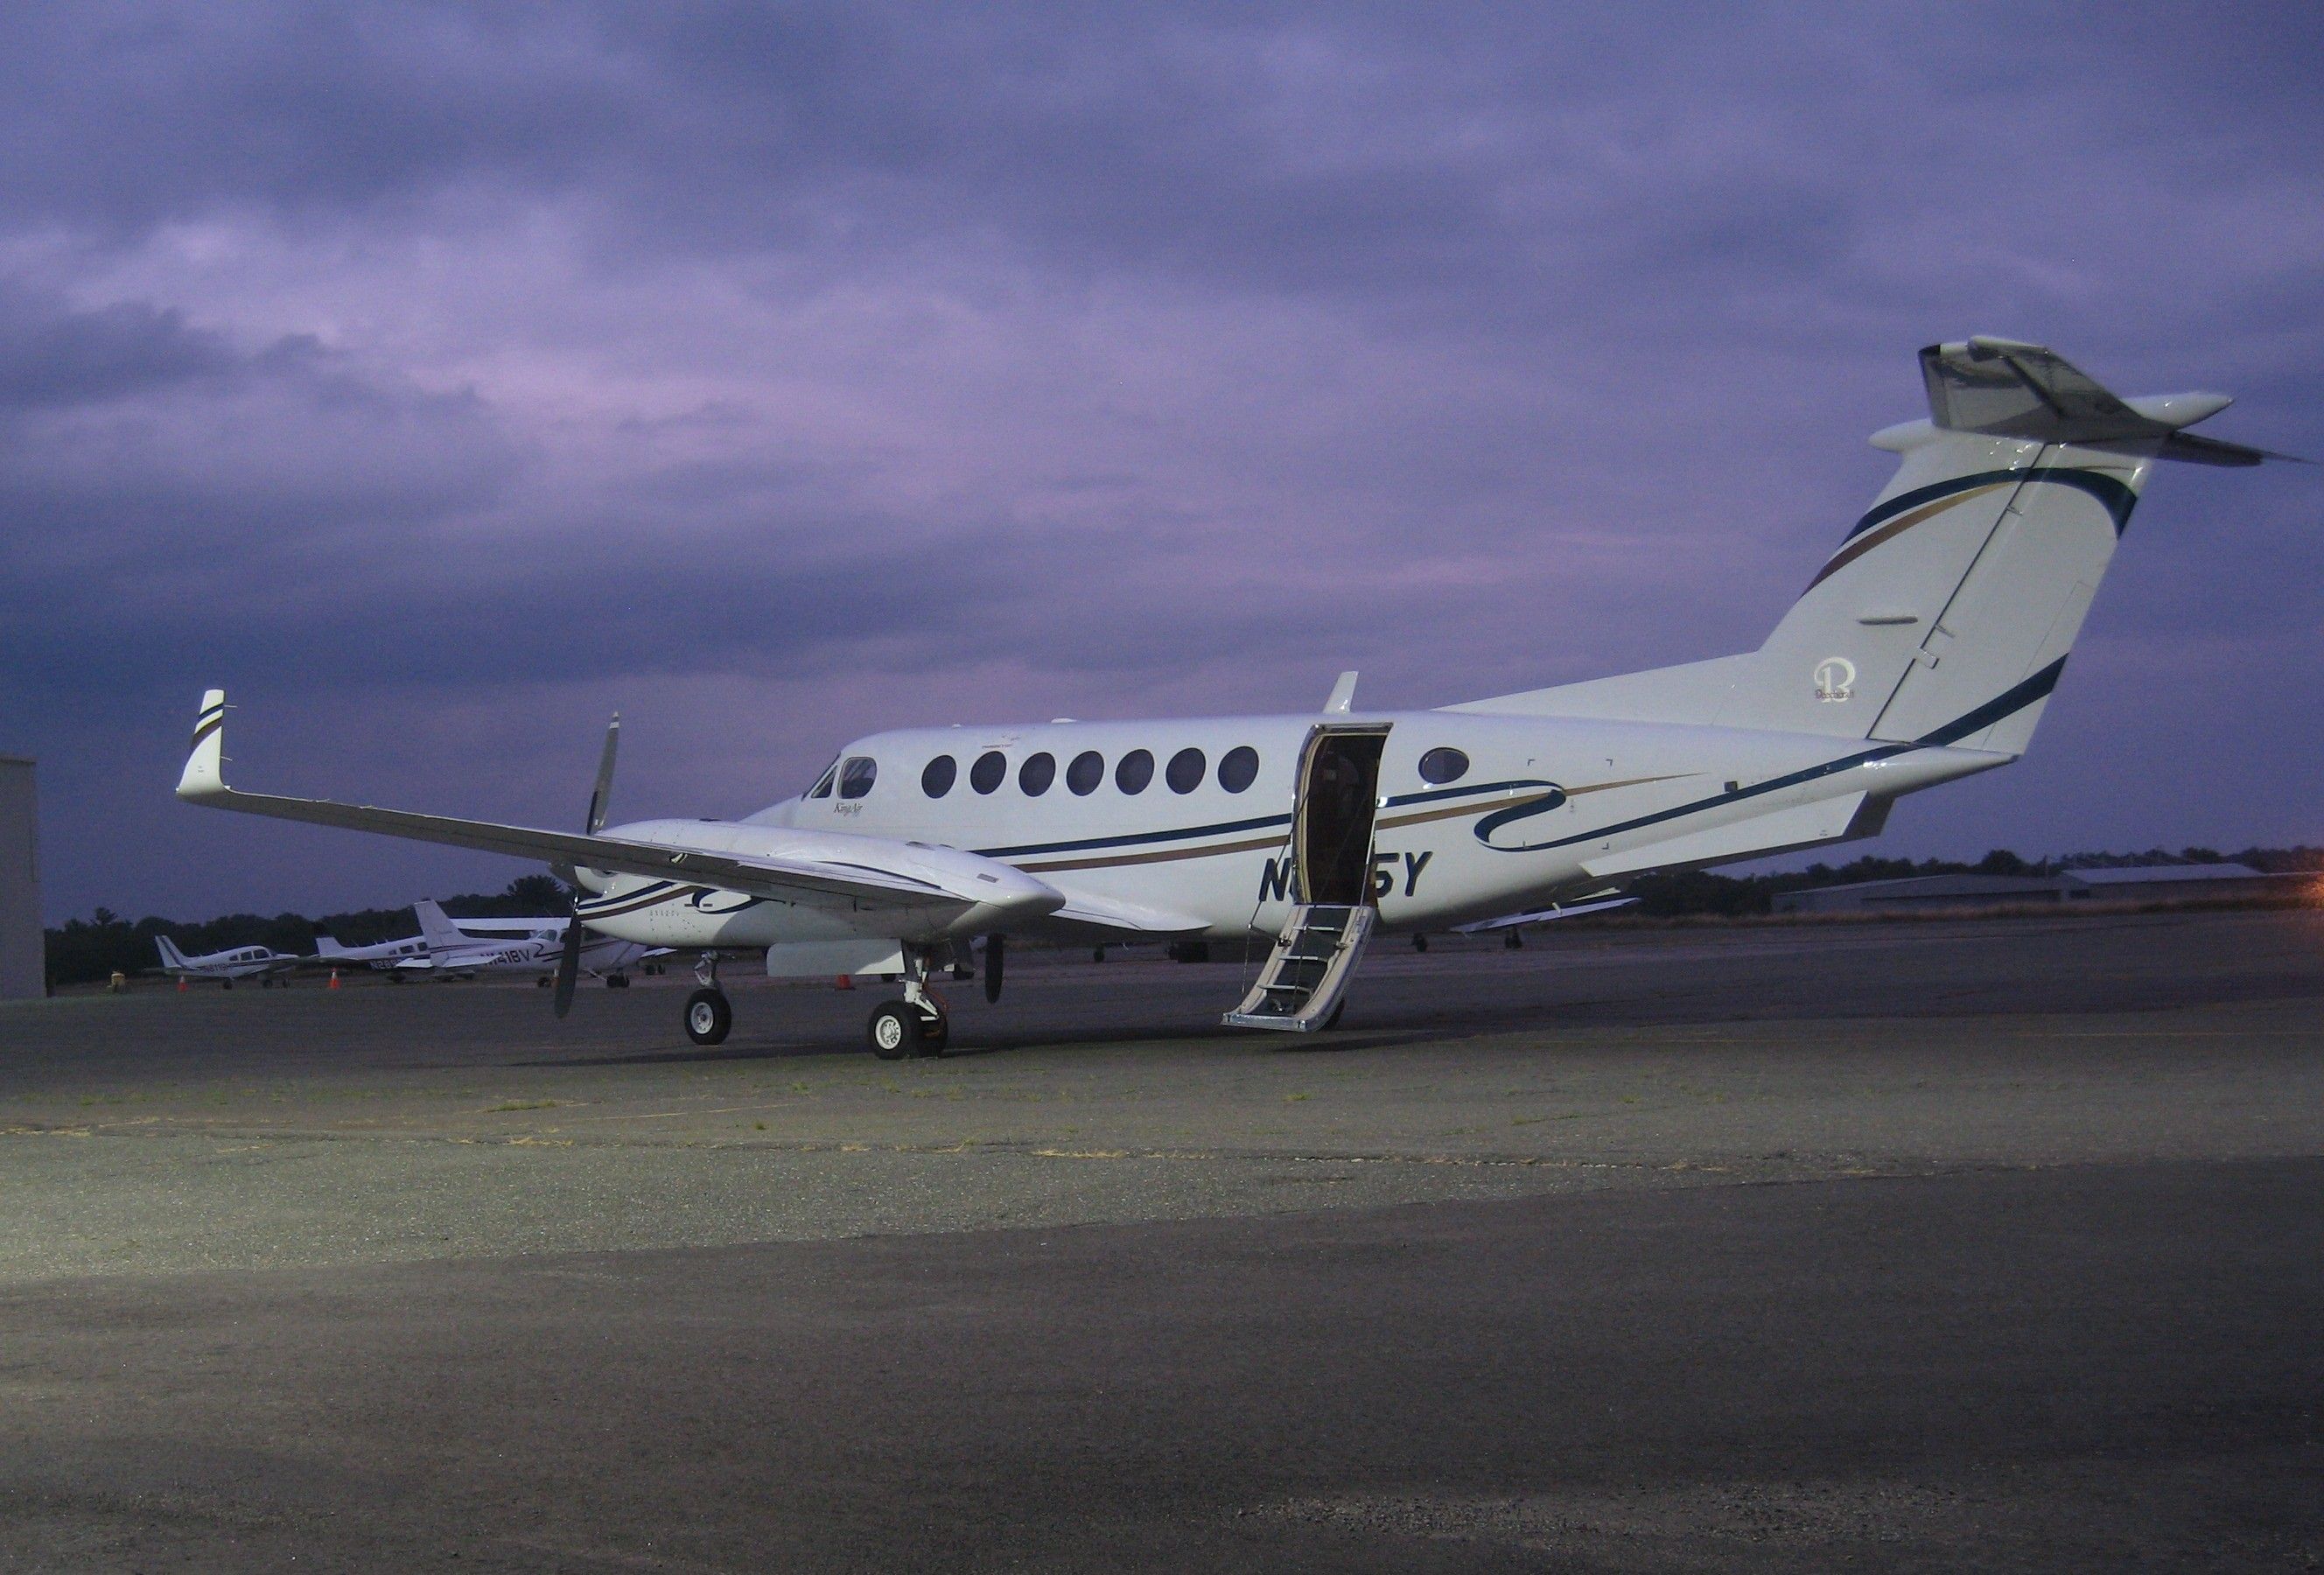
[175, 339, 2288, 1056]
[153, 934, 304, 987]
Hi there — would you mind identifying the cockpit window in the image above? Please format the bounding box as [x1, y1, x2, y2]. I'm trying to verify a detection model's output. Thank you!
[808, 758, 839, 799]
[837, 757, 878, 799]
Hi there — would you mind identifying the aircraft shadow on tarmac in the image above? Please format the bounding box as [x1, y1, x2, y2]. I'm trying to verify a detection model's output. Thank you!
[510, 1018, 1438, 1068]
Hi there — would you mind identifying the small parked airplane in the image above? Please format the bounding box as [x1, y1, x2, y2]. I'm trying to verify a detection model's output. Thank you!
[315, 904, 660, 982]
[175, 339, 2287, 1054]
[424, 904, 665, 981]
[314, 930, 429, 969]
[153, 934, 305, 987]
[393, 900, 659, 983]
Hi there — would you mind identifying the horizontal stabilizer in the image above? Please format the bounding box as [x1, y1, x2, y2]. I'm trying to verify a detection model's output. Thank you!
[1920, 338, 2298, 462]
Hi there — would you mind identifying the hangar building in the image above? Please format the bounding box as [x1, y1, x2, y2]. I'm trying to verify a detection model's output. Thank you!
[1774, 863, 2294, 916]
[0, 756, 40, 998]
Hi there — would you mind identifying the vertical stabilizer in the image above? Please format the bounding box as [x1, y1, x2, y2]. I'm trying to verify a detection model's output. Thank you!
[413, 900, 467, 951]
[1454, 339, 2275, 755]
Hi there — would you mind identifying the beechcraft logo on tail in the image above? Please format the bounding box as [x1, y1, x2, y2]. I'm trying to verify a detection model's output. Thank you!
[1814, 657, 1856, 703]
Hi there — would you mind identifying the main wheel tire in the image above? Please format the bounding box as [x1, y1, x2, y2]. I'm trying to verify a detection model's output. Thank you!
[914, 1008, 949, 1058]
[868, 1002, 919, 1060]
[683, 988, 732, 1046]
[1412, 933, 1429, 952]
[606, 974, 631, 990]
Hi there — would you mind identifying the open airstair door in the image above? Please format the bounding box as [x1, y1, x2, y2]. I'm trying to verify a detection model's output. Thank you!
[1224, 725, 1388, 1032]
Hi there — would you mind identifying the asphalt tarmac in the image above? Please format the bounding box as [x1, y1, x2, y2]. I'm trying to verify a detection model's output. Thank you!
[3, 908, 2320, 1569]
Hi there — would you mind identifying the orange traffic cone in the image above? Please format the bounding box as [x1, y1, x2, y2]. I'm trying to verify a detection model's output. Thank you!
[327, 970, 340, 990]
[176, 976, 188, 992]
[835, 974, 854, 991]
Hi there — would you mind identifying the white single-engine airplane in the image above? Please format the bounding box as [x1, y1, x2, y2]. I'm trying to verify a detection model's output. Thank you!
[154, 934, 305, 987]
[314, 929, 429, 969]
[317, 904, 657, 982]
[176, 339, 2287, 1055]
[397, 900, 660, 983]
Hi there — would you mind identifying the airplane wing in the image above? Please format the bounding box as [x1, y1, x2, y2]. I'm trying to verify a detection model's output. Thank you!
[176, 690, 1059, 920]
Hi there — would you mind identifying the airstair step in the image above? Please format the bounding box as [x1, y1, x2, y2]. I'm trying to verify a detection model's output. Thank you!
[1222, 902, 1378, 1033]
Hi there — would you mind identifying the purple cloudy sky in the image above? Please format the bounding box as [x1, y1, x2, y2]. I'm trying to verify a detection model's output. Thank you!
[3, 2, 2318, 922]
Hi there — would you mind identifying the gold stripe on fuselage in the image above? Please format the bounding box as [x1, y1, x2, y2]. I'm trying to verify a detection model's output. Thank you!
[1012, 774, 1691, 874]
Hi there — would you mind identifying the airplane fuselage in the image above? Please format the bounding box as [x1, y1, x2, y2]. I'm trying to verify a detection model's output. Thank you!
[573, 708, 2005, 955]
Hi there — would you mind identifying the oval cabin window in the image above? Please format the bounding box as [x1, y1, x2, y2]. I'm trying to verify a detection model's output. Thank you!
[1217, 746, 1259, 793]
[970, 751, 1006, 794]
[921, 755, 957, 798]
[1019, 752, 1056, 796]
[1417, 746, 1470, 786]
[1166, 747, 1206, 794]
[1067, 751, 1104, 795]
[1116, 748, 1154, 794]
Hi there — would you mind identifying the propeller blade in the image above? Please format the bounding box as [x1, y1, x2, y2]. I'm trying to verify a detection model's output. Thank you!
[557, 712, 620, 1020]
[585, 712, 620, 835]
[552, 916, 585, 1018]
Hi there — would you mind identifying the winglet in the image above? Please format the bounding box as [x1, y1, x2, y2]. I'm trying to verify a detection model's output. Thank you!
[1324, 670, 1359, 714]
[178, 689, 228, 801]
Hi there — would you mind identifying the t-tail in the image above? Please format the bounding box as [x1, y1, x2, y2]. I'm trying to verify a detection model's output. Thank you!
[1457, 337, 2288, 752]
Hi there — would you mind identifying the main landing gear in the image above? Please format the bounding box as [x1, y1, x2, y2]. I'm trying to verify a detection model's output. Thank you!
[867, 946, 948, 1060]
[682, 953, 732, 1046]
[676, 947, 954, 1057]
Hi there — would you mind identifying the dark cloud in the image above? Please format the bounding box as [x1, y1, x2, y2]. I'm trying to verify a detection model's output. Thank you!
[0, 284, 239, 408]
[0, 1, 2317, 919]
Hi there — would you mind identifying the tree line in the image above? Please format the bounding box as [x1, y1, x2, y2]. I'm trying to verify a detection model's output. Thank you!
[1621, 844, 2322, 919]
